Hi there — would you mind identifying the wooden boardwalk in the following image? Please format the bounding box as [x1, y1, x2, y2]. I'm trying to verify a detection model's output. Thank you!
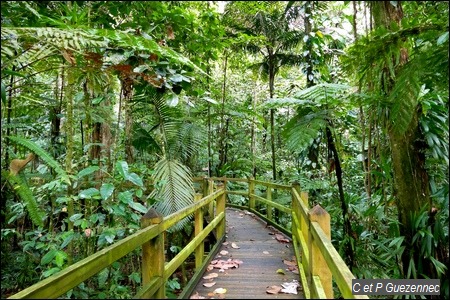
[189, 208, 304, 299]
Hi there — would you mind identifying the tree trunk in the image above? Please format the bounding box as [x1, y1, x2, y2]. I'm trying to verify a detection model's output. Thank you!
[372, 1, 432, 278]
[269, 56, 276, 181]
[122, 78, 134, 164]
[326, 124, 355, 269]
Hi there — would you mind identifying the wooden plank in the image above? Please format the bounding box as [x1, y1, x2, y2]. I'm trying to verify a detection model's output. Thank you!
[252, 179, 291, 190]
[189, 208, 304, 299]
[226, 190, 248, 196]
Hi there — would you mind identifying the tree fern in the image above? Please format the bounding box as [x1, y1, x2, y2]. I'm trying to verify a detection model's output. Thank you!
[7, 136, 70, 184]
[3, 170, 44, 228]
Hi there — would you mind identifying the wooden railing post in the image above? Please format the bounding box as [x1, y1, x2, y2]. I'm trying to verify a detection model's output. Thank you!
[308, 204, 333, 299]
[216, 183, 226, 239]
[248, 177, 255, 211]
[194, 193, 204, 270]
[141, 208, 165, 299]
[266, 187, 273, 221]
[207, 178, 214, 218]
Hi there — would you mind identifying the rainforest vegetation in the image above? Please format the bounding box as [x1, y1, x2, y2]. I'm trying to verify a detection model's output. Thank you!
[1, 1, 448, 299]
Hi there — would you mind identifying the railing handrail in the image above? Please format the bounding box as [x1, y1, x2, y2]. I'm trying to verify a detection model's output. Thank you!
[8, 186, 225, 299]
[10, 176, 367, 299]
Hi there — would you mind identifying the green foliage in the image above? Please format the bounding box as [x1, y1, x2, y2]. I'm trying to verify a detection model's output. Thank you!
[7, 136, 70, 184]
[151, 158, 195, 231]
[3, 171, 44, 228]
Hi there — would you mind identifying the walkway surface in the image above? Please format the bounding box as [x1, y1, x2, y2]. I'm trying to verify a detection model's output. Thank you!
[189, 208, 304, 299]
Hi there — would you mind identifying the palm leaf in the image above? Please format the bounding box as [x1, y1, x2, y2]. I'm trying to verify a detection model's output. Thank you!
[3, 170, 45, 228]
[150, 158, 194, 231]
[7, 136, 70, 184]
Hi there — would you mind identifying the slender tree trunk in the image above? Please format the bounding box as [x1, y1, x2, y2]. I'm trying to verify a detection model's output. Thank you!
[218, 55, 228, 175]
[268, 57, 277, 181]
[64, 66, 76, 265]
[304, 1, 320, 171]
[121, 78, 134, 164]
[326, 123, 355, 269]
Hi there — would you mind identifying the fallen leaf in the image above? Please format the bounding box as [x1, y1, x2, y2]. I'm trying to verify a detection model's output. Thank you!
[203, 273, 218, 280]
[207, 292, 215, 297]
[203, 282, 216, 288]
[275, 234, 290, 243]
[206, 265, 214, 272]
[213, 288, 227, 294]
[220, 250, 229, 255]
[266, 285, 282, 294]
[283, 259, 297, 267]
[231, 242, 240, 249]
[190, 292, 206, 299]
[276, 268, 286, 275]
[222, 242, 229, 246]
[263, 251, 270, 255]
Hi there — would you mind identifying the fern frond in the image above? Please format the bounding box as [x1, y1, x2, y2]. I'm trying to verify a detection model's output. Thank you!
[7, 136, 70, 184]
[150, 158, 195, 231]
[282, 111, 328, 152]
[3, 170, 44, 228]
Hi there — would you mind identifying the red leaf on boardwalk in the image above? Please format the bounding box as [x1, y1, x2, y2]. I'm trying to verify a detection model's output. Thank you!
[275, 234, 290, 243]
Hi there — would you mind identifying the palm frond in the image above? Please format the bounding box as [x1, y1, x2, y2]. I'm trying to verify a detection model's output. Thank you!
[7, 136, 70, 184]
[150, 158, 194, 231]
[3, 170, 45, 228]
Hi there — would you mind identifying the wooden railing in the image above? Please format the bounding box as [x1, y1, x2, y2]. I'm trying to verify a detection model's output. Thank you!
[9, 177, 368, 299]
[8, 183, 226, 299]
[199, 177, 369, 299]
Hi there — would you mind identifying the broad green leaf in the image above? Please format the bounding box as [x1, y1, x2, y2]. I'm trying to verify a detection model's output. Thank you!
[136, 189, 143, 198]
[55, 251, 67, 267]
[69, 213, 83, 222]
[167, 94, 179, 106]
[100, 183, 115, 200]
[60, 232, 75, 249]
[41, 249, 57, 265]
[128, 201, 148, 214]
[92, 96, 104, 105]
[437, 31, 448, 46]
[42, 267, 61, 278]
[127, 173, 144, 187]
[97, 268, 109, 288]
[77, 166, 100, 179]
[118, 191, 133, 204]
[79, 188, 100, 199]
[115, 161, 129, 179]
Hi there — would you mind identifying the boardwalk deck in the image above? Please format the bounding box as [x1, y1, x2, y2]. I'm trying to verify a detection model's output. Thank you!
[189, 208, 304, 299]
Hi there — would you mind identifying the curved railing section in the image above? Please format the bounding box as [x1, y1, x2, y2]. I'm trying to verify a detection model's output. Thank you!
[9, 177, 368, 299]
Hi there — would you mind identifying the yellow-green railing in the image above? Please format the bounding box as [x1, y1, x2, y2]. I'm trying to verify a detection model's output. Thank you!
[9, 177, 368, 299]
[198, 177, 369, 299]
[8, 183, 226, 299]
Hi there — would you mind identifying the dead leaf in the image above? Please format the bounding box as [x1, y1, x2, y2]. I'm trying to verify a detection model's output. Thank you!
[190, 292, 206, 299]
[222, 242, 229, 246]
[275, 234, 290, 243]
[263, 251, 270, 255]
[220, 250, 229, 255]
[283, 259, 297, 267]
[203, 273, 218, 280]
[231, 242, 240, 249]
[206, 265, 214, 272]
[203, 282, 216, 288]
[214, 288, 227, 294]
[266, 285, 282, 294]
[207, 292, 215, 297]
